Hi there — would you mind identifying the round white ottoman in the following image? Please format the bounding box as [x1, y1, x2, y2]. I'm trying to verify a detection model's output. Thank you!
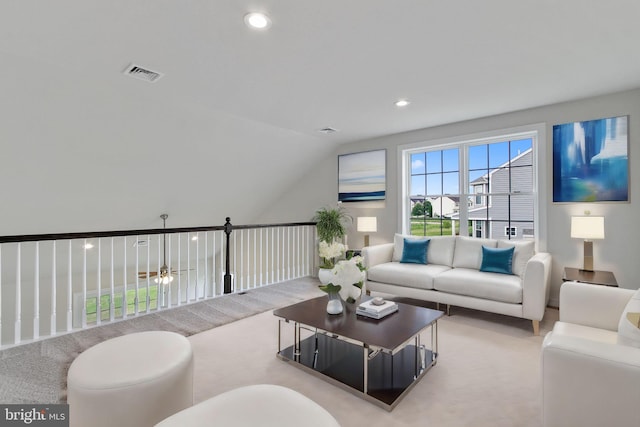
[155, 384, 340, 427]
[67, 331, 193, 427]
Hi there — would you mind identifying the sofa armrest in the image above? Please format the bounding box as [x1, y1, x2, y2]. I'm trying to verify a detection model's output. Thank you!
[522, 252, 552, 321]
[362, 243, 394, 269]
[541, 332, 640, 427]
[559, 281, 635, 331]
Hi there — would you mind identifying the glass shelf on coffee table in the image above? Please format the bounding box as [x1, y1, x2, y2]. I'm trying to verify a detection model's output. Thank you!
[273, 296, 444, 411]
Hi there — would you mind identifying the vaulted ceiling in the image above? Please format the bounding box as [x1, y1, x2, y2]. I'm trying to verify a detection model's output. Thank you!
[2, 1, 640, 234]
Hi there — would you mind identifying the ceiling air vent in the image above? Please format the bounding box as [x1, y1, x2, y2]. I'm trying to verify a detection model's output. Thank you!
[123, 63, 164, 83]
[317, 127, 338, 134]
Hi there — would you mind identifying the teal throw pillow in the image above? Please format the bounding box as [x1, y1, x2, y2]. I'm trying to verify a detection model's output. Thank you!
[480, 246, 515, 275]
[400, 238, 429, 264]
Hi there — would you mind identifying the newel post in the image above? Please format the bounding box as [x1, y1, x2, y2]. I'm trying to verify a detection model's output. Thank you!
[223, 217, 233, 294]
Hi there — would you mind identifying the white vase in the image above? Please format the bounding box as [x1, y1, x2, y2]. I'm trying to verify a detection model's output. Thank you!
[318, 268, 334, 285]
[326, 292, 343, 315]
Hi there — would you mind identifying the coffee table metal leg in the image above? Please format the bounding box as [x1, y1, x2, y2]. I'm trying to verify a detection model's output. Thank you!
[312, 329, 319, 369]
[363, 344, 369, 394]
[278, 319, 282, 354]
[294, 321, 301, 361]
[432, 321, 438, 364]
[414, 336, 419, 379]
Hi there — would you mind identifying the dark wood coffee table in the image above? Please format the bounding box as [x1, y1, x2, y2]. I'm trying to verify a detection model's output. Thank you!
[273, 296, 443, 411]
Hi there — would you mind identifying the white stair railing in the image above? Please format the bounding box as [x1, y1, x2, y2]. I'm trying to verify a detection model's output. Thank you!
[0, 220, 316, 349]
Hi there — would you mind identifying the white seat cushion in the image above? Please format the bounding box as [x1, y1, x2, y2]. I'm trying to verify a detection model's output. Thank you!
[367, 262, 450, 290]
[434, 268, 522, 303]
[617, 288, 640, 348]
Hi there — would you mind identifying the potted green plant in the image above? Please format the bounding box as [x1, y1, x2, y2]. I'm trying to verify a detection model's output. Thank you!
[312, 206, 351, 244]
[313, 206, 352, 284]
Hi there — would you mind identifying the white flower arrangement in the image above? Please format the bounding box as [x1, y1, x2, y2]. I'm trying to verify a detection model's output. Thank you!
[319, 255, 366, 303]
[318, 241, 347, 269]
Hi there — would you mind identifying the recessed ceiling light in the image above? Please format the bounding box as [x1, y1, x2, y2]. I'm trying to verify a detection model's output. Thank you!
[244, 12, 271, 29]
[191, 235, 198, 241]
[395, 99, 410, 107]
[83, 243, 94, 250]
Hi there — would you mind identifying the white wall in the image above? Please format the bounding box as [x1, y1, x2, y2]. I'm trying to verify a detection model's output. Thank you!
[260, 88, 640, 305]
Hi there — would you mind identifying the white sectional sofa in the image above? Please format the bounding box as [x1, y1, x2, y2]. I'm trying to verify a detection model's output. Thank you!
[362, 235, 552, 334]
[541, 281, 640, 427]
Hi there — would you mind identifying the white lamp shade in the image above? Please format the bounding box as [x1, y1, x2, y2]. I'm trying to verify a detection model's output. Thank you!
[571, 216, 605, 240]
[357, 217, 377, 233]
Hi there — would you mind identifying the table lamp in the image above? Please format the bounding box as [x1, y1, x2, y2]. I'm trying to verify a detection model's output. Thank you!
[357, 217, 377, 247]
[570, 216, 604, 271]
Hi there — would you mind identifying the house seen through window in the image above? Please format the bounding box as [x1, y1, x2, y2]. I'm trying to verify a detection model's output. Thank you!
[407, 134, 536, 240]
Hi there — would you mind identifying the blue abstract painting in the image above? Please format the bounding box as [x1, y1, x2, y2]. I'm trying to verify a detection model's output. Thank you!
[553, 116, 628, 202]
[338, 149, 386, 202]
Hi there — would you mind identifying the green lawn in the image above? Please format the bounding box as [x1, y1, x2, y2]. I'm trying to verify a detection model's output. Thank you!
[86, 285, 159, 323]
[410, 218, 471, 236]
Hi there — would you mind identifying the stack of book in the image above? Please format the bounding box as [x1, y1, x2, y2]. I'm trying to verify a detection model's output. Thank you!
[356, 299, 398, 319]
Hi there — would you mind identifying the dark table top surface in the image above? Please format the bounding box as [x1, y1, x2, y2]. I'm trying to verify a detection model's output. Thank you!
[273, 296, 443, 350]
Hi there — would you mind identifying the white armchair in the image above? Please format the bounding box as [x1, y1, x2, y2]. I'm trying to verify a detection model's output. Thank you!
[541, 281, 640, 427]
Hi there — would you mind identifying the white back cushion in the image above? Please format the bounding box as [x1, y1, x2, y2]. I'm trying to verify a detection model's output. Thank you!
[497, 240, 535, 277]
[392, 234, 456, 266]
[617, 288, 640, 348]
[426, 236, 456, 267]
[392, 234, 422, 262]
[452, 236, 498, 270]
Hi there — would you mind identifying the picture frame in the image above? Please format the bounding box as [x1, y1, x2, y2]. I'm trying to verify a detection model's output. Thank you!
[552, 115, 629, 203]
[338, 149, 386, 202]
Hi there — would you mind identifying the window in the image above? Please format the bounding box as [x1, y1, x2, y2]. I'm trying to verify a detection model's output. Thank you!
[409, 148, 461, 236]
[404, 129, 538, 241]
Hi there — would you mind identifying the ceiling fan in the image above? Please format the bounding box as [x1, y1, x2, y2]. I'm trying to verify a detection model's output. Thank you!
[138, 213, 178, 284]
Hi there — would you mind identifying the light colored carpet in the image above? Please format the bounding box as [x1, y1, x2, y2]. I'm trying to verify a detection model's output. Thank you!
[0, 276, 558, 426]
[189, 291, 558, 427]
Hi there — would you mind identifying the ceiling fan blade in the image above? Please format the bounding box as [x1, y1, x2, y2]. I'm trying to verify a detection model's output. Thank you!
[138, 271, 160, 278]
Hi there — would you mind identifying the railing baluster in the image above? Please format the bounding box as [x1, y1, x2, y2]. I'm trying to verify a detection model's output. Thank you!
[162, 235, 171, 308]
[134, 236, 139, 315]
[177, 234, 182, 305]
[122, 237, 127, 319]
[96, 239, 101, 325]
[270, 228, 274, 284]
[156, 234, 161, 310]
[187, 234, 191, 302]
[82, 239, 87, 328]
[15, 243, 21, 344]
[34, 242, 40, 340]
[0, 245, 3, 345]
[233, 230, 237, 292]
[239, 230, 246, 291]
[287, 227, 291, 280]
[259, 229, 263, 286]
[204, 232, 208, 298]
[110, 237, 115, 321]
[276, 228, 280, 283]
[211, 231, 218, 297]
[195, 232, 200, 299]
[281, 228, 284, 281]
[67, 241, 72, 332]
[146, 234, 151, 313]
